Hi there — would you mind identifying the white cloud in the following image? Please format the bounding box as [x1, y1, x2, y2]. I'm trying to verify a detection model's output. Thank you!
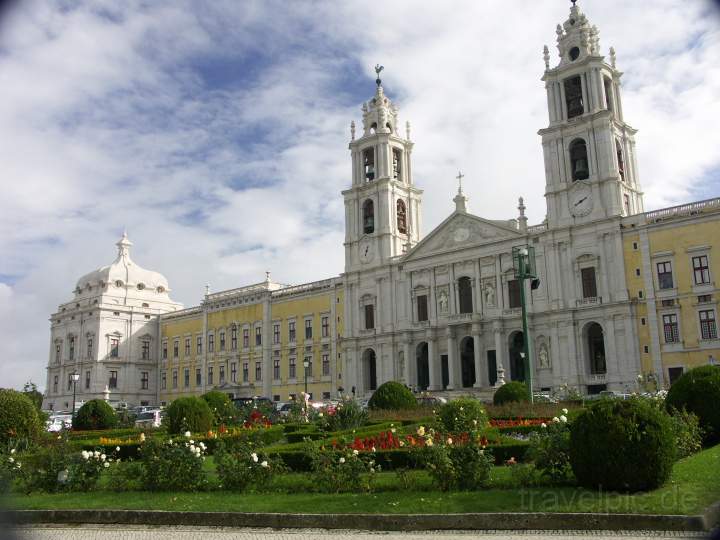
[0, 0, 718, 391]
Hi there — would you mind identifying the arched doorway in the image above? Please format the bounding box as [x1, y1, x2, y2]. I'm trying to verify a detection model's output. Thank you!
[362, 348, 377, 391]
[416, 342, 429, 391]
[585, 323, 607, 374]
[508, 331, 525, 382]
[460, 336, 476, 388]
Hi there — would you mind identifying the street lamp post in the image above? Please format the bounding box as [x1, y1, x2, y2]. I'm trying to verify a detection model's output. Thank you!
[303, 360, 309, 396]
[512, 245, 540, 404]
[70, 371, 80, 418]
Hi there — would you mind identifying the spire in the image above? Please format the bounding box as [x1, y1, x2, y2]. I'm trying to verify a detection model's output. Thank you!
[552, 0, 601, 67]
[360, 65, 399, 137]
[453, 171, 468, 213]
[518, 197, 528, 232]
[116, 231, 132, 259]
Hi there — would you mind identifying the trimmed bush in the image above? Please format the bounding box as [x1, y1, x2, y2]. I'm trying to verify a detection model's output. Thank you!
[570, 398, 676, 492]
[165, 397, 213, 435]
[0, 389, 42, 445]
[201, 391, 235, 426]
[368, 381, 416, 410]
[73, 399, 117, 431]
[493, 382, 529, 405]
[665, 365, 720, 444]
[436, 398, 488, 433]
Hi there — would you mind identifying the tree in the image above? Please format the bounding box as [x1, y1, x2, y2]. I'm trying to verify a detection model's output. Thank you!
[22, 381, 43, 411]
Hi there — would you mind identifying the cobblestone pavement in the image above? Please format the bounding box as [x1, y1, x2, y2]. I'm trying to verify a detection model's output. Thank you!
[5, 526, 711, 540]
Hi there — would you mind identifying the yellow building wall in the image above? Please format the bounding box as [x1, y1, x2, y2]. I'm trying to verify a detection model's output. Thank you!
[160, 312, 204, 401]
[622, 232, 653, 374]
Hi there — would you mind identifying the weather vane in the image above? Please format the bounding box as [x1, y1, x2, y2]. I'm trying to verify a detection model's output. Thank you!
[375, 64, 384, 87]
[570, 0, 577, 5]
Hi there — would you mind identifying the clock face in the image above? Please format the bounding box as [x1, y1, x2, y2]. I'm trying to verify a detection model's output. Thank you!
[569, 185, 593, 217]
[359, 239, 374, 263]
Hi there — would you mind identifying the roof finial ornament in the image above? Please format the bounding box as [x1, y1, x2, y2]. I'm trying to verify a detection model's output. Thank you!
[405, 120, 411, 141]
[205, 283, 210, 297]
[570, 0, 577, 5]
[374, 64, 384, 87]
[265, 270, 271, 284]
[456, 170, 465, 194]
[609, 46, 617, 68]
[543, 45, 550, 70]
[350, 120, 356, 141]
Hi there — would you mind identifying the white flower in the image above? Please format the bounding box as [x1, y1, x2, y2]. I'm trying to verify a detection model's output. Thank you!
[552, 416, 560, 423]
[446, 438, 453, 445]
[417, 426, 425, 437]
[16, 462, 21, 469]
[399, 441, 405, 447]
[81, 451, 89, 460]
[251, 453, 258, 463]
[562, 408, 569, 415]
[353, 449, 359, 456]
[184, 431, 191, 438]
[116, 446, 121, 451]
[541, 423, 547, 428]
[391, 428, 396, 434]
[190, 445, 196, 453]
[260, 461, 268, 468]
[103, 462, 109, 468]
[10, 449, 15, 455]
[8, 457, 13, 463]
[318, 412, 324, 417]
[339, 457, 346, 464]
[370, 446, 376, 453]
[199, 442, 206, 449]
[93, 451, 100, 458]
[100, 454, 106, 461]
[426, 438, 434, 447]
[472, 419, 478, 426]
[559, 415, 567, 423]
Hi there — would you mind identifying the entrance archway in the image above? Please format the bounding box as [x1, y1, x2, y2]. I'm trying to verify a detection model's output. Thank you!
[584, 323, 607, 374]
[508, 331, 525, 382]
[416, 342, 429, 391]
[460, 336, 476, 388]
[362, 348, 377, 391]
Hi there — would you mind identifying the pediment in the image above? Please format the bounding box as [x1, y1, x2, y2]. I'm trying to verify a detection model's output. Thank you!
[403, 211, 521, 263]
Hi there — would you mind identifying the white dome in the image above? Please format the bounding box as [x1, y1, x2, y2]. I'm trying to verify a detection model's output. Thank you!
[74, 233, 170, 295]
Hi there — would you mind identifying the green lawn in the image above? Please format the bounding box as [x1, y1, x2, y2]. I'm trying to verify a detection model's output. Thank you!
[6, 444, 719, 515]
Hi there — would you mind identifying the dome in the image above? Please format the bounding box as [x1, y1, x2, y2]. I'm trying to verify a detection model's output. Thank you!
[74, 232, 170, 295]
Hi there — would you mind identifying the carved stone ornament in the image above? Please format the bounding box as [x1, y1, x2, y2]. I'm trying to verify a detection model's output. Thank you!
[482, 279, 496, 307]
[436, 286, 450, 314]
[537, 341, 551, 369]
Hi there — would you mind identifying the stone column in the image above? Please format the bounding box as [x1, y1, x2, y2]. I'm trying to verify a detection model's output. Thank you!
[493, 322, 505, 387]
[427, 331, 440, 391]
[403, 337, 413, 387]
[472, 323, 483, 388]
[446, 327, 456, 390]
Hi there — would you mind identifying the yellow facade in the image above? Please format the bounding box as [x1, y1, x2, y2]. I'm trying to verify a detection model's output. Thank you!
[623, 200, 720, 387]
[158, 279, 344, 405]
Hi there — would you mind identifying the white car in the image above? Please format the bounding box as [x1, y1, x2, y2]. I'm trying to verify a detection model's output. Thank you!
[46, 415, 72, 432]
[134, 409, 163, 428]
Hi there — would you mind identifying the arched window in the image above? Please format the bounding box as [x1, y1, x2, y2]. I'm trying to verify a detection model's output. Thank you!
[616, 138, 625, 181]
[569, 139, 589, 181]
[363, 199, 374, 234]
[586, 323, 607, 374]
[396, 199, 407, 234]
[564, 75, 584, 118]
[458, 276, 473, 314]
[392, 148, 402, 179]
[363, 148, 375, 181]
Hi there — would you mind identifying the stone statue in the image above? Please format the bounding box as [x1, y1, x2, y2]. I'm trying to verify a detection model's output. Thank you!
[538, 344, 550, 368]
[483, 282, 496, 307]
[438, 290, 449, 313]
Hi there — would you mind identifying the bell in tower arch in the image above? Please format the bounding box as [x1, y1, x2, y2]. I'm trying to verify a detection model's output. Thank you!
[569, 138, 589, 181]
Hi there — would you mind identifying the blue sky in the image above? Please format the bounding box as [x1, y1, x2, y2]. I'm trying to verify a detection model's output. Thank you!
[1, 0, 719, 391]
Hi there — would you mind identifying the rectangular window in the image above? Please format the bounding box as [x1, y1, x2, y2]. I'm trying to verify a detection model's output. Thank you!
[255, 361, 262, 381]
[273, 323, 280, 344]
[208, 366, 214, 385]
[184, 368, 190, 387]
[53, 375, 58, 393]
[322, 391, 331, 400]
[288, 321, 296, 342]
[208, 334, 215, 353]
[508, 279, 521, 308]
[305, 357, 313, 377]
[110, 338, 119, 358]
[255, 327, 262, 346]
[698, 294, 712, 303]
[623, 194, 631, 215]
[322, 353, 330, 376]
[365, 304, 375, 330]
[289, 358, 296, 379]
[668, 367, 684, 385]
[581, 267, 598, 298]
[142, 340, 151, 360]
[564, 75, 584, 118]
[273, 359, 280, 380]
[55, 344, 61, 364]
[305, 319, 313, 340]
[700, 310, 717, 340]
[142, 371, 149, 390]
[231, 362, 237, 383]
[182, 338, 188, 356]
[219, 365, 225, 384]
[109, 370, 118, 389]
[172, 339, 178, 358]
[68, 336, 75, 360]
[196, 367, 201, 386]
[661, 299, 675, 307]
[693, 255, 710, 285]
[417, 294, 428, 322]
[161, 371, 166, 390]
[243, 362, 249, 383]
[67, 373, 72, 391]
[197, 336, 202, 354]
[172, 369, 177, 389]
[162, 341, 167, 360]
[321, 316, 329, 337]
[657, 261, 674, 290]
[231, 327, 237, 350]
[85, 370, 90, 390]
[243, 329, 249, 348]
[219, 331, 226, 351]
[662, 314, 679, 343]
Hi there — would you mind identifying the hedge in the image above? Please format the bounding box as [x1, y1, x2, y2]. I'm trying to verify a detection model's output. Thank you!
[0, 389, 42, 446]
[665, 365, 720, 444]
[368, 381, 417, 410]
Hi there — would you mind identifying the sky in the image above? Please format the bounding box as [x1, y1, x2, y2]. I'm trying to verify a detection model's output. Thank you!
[1, 0, 719, 392]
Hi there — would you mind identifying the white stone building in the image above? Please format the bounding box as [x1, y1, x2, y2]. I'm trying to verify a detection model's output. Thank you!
[43, 233, 182, 411]
[342, 3, 643, 397]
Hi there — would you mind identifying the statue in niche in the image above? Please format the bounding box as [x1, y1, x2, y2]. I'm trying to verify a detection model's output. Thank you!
[438, 289, 449, 313]
[538, 344, 550, 369]
[483, 281, 496, 307]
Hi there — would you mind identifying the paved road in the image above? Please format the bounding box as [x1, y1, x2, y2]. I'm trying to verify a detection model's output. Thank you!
[5, 526, 711, 539]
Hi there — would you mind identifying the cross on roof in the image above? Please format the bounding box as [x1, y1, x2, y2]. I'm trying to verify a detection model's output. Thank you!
[456, 171, 465, 192]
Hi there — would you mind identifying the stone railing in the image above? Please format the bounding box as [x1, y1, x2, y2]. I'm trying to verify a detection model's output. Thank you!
[644, 197, 720, 222]
[576, 296, 603, 307]
[271, 278, 336, 298]
[527, 223, 548, 234]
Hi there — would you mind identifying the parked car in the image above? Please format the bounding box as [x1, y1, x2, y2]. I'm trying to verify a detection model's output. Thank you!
[416, 396, 447, 408]
[278, 403, 295, 417]
[46, 414, 72, 432]
[533, 393, 559, 404]
[134, 409, 163, 429]
[232, 396, 273, 409]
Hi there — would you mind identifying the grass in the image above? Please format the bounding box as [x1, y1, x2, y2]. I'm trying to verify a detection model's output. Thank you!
[6, 444, 719, 516]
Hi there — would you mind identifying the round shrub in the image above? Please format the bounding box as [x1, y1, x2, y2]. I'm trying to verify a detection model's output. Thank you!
[569, 398, 676, 492]
[436, 397, 488, 433]
[665, 365, 720, 444]
[201, 390, 235, 425]
[0, 389, 42, 445]
[493, 381, 528, 405]
[73, 399, 117, 431]
[166, 396, 213, 434]
[368, 381, 416, 410]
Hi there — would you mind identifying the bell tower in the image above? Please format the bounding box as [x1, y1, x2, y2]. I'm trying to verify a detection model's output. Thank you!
[539, 1, 644, 229]
[343, 66, 423, 273]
